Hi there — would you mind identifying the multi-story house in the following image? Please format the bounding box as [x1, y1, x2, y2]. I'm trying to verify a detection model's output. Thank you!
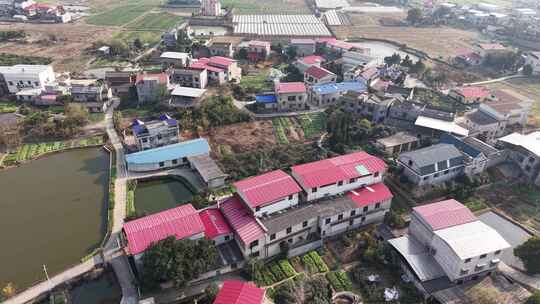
[376, 132, 419, 155]
[473, 43, 507, 59]
[303, 65, 336, 87]
[135, 72, 170, 103]
[275, 82, 307, 111]
[308, 81, 367, 107]
[0, 64, 56, 94]
[69, 79, 112, 112]
[169, 86, 207, 108]
[482, 89, 532, 126]
[389, 199, 510, 296]
[462, 109, 506, 144]
[191, 56, 241, 83]
[105, 71, 135, 97]
[295, 55, 326, 73]
[524, 52, 540, 75]
[214, 281, 265, 304]
[208, 41, 234, 58]
[344, 66, 379, 84]
[398, 144, 466, 186]
[290, 39, 316, 57]
[169, 68, 208, 89]
[131, 115, 180, 150]
[190, 59, 227, 85]
[160, 52, 191, 68]
[499, 131, 540, 186]
[340, 91, 394, 123]
[247, 40, 271, 62]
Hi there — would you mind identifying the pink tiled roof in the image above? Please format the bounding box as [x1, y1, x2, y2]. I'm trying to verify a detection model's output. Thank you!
[234, 170, 302, 209]
[248, 40, 270, 48]
[277, 82, 306, 94]
[305, 65, 334, 79]
[413, 199, 477, 231]
[209, 56, 236, 68]
[347, 183, 393, 207]
[199, 208, 232, 240]
[220, 195, 265, 246]
[361, 67, 379, 80]
[478, 43, 506, 50]
[455, 86, 490, 99]
[123, 204, 204, 255]
[292, 152, 387, 188]
[190, 60, 225, 73]
[136, 73, 169, 85]
[213, 280, 265, 304]
[299, 55, 326, 65]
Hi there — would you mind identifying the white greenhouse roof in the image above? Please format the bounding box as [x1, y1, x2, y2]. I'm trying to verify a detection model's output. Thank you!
[232, 14, 332, 37]
[315, 0, 349, 9]
[434, 220, 511, 260]
[324, 10, 342, 25]
[415, 115, 469, 137]
[171, 86, 206, 98]
[160, 52, 190, 60]
[498, 131, 540, 157]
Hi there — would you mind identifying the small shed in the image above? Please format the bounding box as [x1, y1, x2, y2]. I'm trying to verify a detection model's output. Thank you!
[376, 132, 419, 155]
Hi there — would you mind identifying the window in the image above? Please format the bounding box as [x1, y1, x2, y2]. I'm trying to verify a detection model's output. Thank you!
[434, 173, 439, 178]
[350, 210, 356, 216]
[375, 203, 381, 209]
[363, 206, 368, 212]
[312, 187, 317, 193]
[159, 162, 165, 167]
[444, 170, 449, 175]
[8, 81, 13, 86]
[302, 221, 308, 227]
[142, 138, 148, 143]
[349, 219, 354, 226]
[374, 172, 379, 177]
[338, 214, 343, 220]
[34, 81, 39, 86]
[494, 250, 501, 255]
[225, 235, 230, 241]
[250, 240, 258, 248]
[270, 234, 276, 240]
[172, 159, 178, 165]
[255, 206, 260, 212]
[288, 238, 293, 243]
[157, 134, 162, 140]
[251, 251, 260, 257]
[286, 227, 292, 234]
[338, 181, 343, 186]
[325, 218, 331, 224]
[288, 195, 293, 200]
[349, 178, 356, 183]
[465, 258, 472, 263]
[460, 269, 469, 275]
[479, 254, 487, 259]
[287, 96, 296, 101]
[361, 216, 366, 222]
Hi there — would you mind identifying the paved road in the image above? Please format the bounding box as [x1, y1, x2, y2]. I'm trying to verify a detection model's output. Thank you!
[463, 74, 526, 86]
[104, 99, 139, 304]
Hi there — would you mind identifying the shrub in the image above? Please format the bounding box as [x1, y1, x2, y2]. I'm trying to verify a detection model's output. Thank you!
[279, 260, 296, 278]
[301, 254, 318, 274]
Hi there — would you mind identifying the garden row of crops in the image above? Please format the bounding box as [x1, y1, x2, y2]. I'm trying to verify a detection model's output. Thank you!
[326, 270, 353, 292]
[1, 136, 104, 166]
[255, 259, 297, 286]
[298, 113, 326, 139]
[301, 251, 329, 274]
[272, 117, 290, 144]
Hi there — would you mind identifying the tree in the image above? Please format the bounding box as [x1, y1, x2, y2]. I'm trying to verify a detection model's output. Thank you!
[274, 280, 297, 304]
[133, 38, 143, 49]
[515, 236, 540, 274]
[526, 292, 540, 304]
[203, 283, 219, 303]
[304, 277, 332, 304]
[483, 50, 520, 72]
[1, 283, 16, 299]
[407, 8, 423, 25]
[401, 55, 413, 68]
[286, 46, 297, 61]
[410, 59, 426, 75]
[523, 64, 533, 76]
[384, 53, 401, 66]
[284, 64, 303, 82]
[234, 48, 248, 60]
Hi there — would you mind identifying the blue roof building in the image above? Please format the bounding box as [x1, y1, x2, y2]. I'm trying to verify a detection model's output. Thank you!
[126, 138, 210, 172]
[309, 81, 367, 107]
[255, 94, 277, 104]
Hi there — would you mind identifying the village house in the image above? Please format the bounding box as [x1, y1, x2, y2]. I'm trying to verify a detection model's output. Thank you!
[341, 91, 394, 123]
[213, 280, 265, 304]
[498, 131, 540, 186]
[208, 41, 234, 58]
[462, 109, 506, 144]
[325, 39, 364, 54]
[342, 51, 378, 73]
[201, 0, 221, 16]
[169, 68, 208, 89]
[190, 59, 227, 85]
[448, 86, 490, 104]
[199, 208, 233, 246]
[169, 86, 207, 108]
[308, 81, 367, 107]
[303, 65, 336, 87]
[105, 71, 135, 97]
[388, 199, 510, 298]
[482, 89, 532, 126]
[398, 143, 466, 186]
[135, 73, 170, 103]
[414, 114, 469, 138]
[290, 38, 316, 57]
[344, 66, 379, 84]
[295, 55, 326, 73]
[376, 132, 419, 155]
[473, 43, 507, 59]
[247, 40, 271, 62]
[160, 52, 191, 68]
[0, 64, 56, 94]
[524, 51, 540, 75]
[131, 115, 180, 151]
[187, 154, 228, 189]
[205, 56, 242, 82]
[69, 79, 112, 112]
[275, 82, 307, 111]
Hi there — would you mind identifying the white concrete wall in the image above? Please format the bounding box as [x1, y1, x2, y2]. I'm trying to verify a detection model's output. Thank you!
[3, 66, 55, 93]
[277, 92, 307, 111]
[212, 233, 233, 246]
[253, 193, 299, 217]
[525, 53, 540, 75]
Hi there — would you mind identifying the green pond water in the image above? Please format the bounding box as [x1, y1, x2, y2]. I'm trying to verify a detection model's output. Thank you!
[134, 177, 195, 215]
[0, 148, 109, 290]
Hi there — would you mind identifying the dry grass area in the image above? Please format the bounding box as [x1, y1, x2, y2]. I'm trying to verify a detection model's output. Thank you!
[333, 13, 480, 59]
[0, 21, 116, 71]
[486, 77, 540, 128]
[206, 121, 278, 153]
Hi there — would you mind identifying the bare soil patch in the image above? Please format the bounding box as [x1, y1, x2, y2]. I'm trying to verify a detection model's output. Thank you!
[206, 120, 278, 153]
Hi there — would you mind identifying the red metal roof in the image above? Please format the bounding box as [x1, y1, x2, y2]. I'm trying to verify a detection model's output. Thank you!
[455, 86, 490, 99]
[220, 195, 265, 246]
[300, 55, 326, 65]
[209, 56, 236, 68]
[123, 204, 204, 255]
[233, 170, 302, 209]
[190, 61, 224, 73]
[413, 199, 477, 231]
[304, 65, 334, 79]
[213, 280, 265, 304]
[199, 208, 232, 240]
[347, 182, 393, 207]
[291, 151, 387, 188]
[277, 82, 306, 94]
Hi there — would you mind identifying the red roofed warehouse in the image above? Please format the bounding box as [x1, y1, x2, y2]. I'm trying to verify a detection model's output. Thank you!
[123, 204, 205, 258]
[275, 82, 308, 111]
[304, 65, 337, 87]
[214, 280, 265, 304]
[291, 151, 387, 202]
[234, 169, 302, 217]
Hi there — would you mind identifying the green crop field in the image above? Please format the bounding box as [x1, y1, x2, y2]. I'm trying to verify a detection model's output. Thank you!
[221, 0, 309, 14]
[86, 5, 152, 26]
[126, 13, 183, 30]
[113, 30, 162, 46]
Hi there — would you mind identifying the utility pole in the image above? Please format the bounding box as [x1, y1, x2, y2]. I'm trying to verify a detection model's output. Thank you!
[43, 264, 54, 304]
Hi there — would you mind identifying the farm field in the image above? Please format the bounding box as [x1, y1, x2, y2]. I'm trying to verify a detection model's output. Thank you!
[486, 77, 540, 127]
[221, 0, 310, 14]
[333, 13, 480, 60]
[113, 30, 162, 46]
[239, 68, 272, 91]
[126, 12, 183, 30]
[86, 5, 153, 26]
